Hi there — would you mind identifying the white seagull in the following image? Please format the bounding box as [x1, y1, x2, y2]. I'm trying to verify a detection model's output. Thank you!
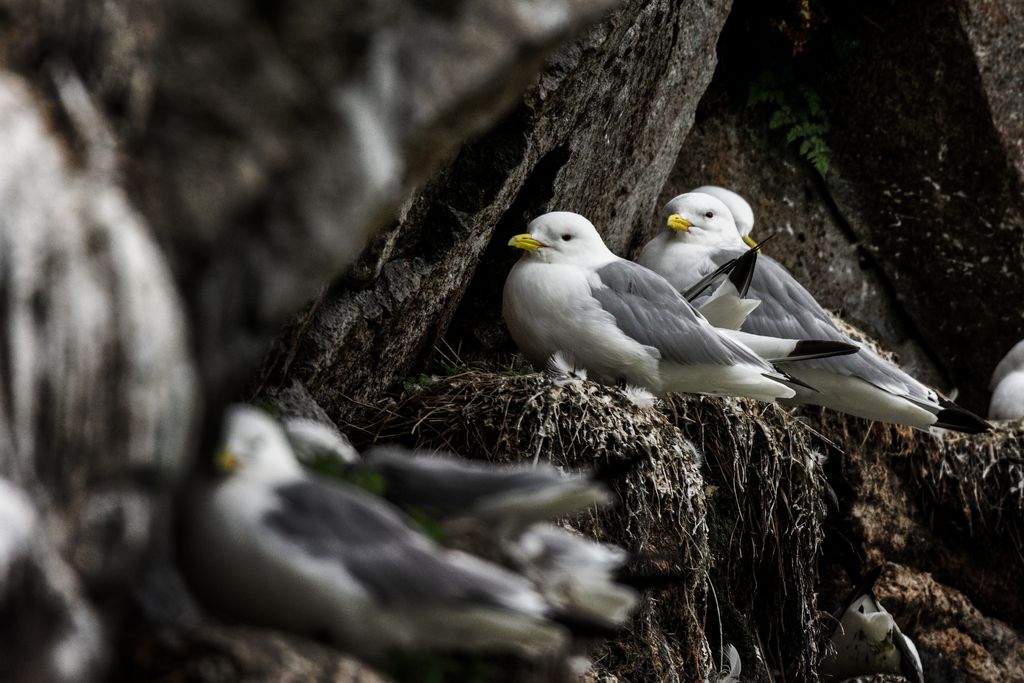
[989, 339, 1024, 420]
[638, 189, 989, 433]
[279, 421, 642, 628]
[502, 211, 808, 403]
[180, 406, 575, 659]
[821, 567, 924, 683]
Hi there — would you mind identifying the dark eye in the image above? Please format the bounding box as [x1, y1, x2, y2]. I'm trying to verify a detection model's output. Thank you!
[561, 234, 572, 241]
[704, 211, 714, 219]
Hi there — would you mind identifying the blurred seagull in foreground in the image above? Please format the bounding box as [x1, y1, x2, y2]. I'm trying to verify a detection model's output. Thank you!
[989, 339, 1024, 420]
[502, 211, 836, 403]
[281, 418, 644, 627]
[281, 419, 614, 534]
[638, 187, 989, 433]
[181, 406, 581, 659]
[821, 567, 924, 683]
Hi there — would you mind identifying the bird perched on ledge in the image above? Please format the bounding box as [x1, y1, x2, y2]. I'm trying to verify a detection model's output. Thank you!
[501, 211, 850, 403]
[638, 187, 989, 433]
[180, 406, 582, 659]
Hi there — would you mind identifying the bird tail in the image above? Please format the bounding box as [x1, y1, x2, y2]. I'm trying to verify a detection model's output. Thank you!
[932, 401, 991, 433]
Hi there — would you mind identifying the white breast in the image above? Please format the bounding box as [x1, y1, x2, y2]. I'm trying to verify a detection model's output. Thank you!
[637, 235, 719, 293]
[502, 259, 659, 386]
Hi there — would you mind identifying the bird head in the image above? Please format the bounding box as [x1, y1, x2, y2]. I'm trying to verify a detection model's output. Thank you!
[689, 185, 756, 243]
[508, 211, 615, 268]
[662, 192, 751, 248]
[215, 405, 304, 482]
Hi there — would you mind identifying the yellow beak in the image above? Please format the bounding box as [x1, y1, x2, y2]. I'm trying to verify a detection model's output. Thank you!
[508, 234, 545, 251]
[667, 214, 690, 232]
[216, 449, 241, 474]
[743, 235, 758, 248]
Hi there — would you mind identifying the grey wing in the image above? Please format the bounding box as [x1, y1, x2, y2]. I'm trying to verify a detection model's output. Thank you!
[361, 445, 582, 518]
[592, 260, 768, 369]
[265, 479, 527, 608]
[716, 251, 937, 402]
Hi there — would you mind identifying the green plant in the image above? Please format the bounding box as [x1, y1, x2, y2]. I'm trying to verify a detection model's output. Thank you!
[747, 68, 831, 177]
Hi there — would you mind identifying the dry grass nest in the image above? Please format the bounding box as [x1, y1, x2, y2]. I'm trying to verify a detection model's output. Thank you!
[339, 368, 834, 682]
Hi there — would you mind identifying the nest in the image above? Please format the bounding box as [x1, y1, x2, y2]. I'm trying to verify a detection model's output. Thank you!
[816, 412, 1024, 627]
[341, 369, 833, 682]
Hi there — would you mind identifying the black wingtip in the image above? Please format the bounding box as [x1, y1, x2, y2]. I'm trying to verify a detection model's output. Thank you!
[766, 371, 819, 392]
[791, 340, 860, 360]
[682, 257, 737, 301]
[839, 565, 883, 613]
[728, 245, 758, 296]
[934, 406, 991, 434]
[729, 234, 777, 297]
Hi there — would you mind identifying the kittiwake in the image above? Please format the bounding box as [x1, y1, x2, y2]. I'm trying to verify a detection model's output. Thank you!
[989, 339, 1024, 420]
[278, 423, 615, 533]
[180, 405, 576, 659]
[821, 566, 924, 683]
[638, 189, 989, 433]
[502, 211, 802, 402]
[280, 419, 642, 628]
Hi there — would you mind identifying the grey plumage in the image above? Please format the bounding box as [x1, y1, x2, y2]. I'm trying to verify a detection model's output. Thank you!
[181, 406, 572, 659]
[591, 260, 775, 371]
[989, 340, 1024, 419]
[360, 445, 611, 530]
[640, 190, 990, 432]
[503, 211, 798, 402]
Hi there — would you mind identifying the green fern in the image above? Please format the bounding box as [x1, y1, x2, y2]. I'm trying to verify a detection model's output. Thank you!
[747, 68, 831, 177]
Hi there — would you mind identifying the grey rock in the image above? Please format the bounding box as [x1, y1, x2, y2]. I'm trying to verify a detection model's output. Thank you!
[816, 0, 1024, 412]
[0, 70, 197, 591]
[0, 479, 106, 683]
[257, 0, 736, 419]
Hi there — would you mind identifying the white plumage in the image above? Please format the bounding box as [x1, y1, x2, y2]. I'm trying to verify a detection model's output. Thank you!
[638, 189, 989, 433]
[181, 406, 572, 659]
[503, 211, 797, 403]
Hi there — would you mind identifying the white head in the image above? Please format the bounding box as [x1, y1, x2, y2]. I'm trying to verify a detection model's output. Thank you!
[508, 211, 616, 268]
[661, 193, 747, 248]
[991, 339, 1024, 390]
[217, 405, 304, 482]
[689, 186, 755, 239]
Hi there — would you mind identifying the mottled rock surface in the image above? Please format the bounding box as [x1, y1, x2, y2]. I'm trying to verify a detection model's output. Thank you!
[255, 0, 736, 418]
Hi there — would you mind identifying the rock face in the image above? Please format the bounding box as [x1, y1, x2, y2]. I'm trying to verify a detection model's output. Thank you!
[818, 0, 1024, 413]
[255, 0, 736, 417]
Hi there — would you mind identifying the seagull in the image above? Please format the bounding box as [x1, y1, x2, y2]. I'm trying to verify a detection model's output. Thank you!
[279, 419, 644, 628]
[278, 421, 615, 534]
[989, 340, 1024, 420]
[638, 189, 990, 433]
[356, 444, 614, 533]
[180, 405, 577, 659]
[503, 211, 812, 403]
[821, 567, 924, 683]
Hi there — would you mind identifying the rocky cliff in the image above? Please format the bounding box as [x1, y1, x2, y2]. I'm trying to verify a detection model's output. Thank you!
[0, 0, 1021, 681]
